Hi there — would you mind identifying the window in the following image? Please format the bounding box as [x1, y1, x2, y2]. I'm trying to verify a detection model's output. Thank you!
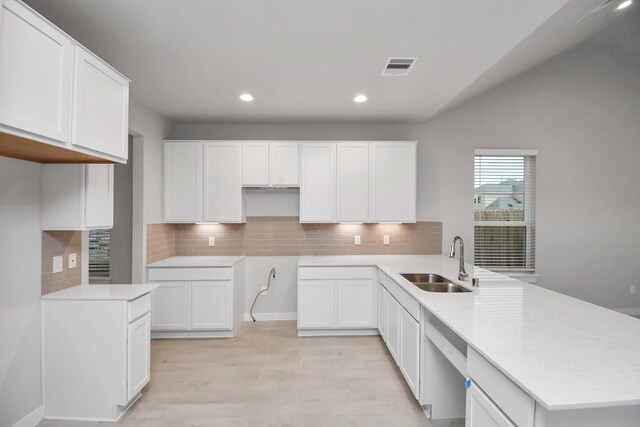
[89, 229, 111, 278]
[474, 150, 536, 272]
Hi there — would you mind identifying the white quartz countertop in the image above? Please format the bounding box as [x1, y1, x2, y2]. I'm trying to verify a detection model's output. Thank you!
[147, 256, 245, 268]
[41, 284, 158, 301]
[299, 255, 640, 410]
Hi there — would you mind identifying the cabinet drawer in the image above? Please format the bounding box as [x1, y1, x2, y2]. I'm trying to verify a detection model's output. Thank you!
[298, 266, 374, 280]
[467, 348, 535, 427]
[128, 293, 151, 322]
[148, 267, 231, 282]
[378, 271, 420, 321]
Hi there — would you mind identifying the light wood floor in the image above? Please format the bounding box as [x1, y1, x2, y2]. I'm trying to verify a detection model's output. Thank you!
[39, 321, 460, 427]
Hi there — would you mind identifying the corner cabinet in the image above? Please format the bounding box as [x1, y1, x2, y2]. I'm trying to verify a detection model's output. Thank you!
[42, 164, 114, 230]
[0, 0, 130, 163]
[147, 261, 246, 338]
[369, 141, 417, 222]
[297, 266, 377, 336]
[42, 290, 153, 422]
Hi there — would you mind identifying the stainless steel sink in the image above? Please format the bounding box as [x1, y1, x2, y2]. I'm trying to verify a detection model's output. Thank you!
[400, 273, 472, 293]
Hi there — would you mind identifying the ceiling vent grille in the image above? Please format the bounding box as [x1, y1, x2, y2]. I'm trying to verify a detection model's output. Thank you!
[381, 57, 418, 76]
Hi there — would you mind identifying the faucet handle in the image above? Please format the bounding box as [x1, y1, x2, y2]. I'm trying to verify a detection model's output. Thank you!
[472, 277, 480, 288]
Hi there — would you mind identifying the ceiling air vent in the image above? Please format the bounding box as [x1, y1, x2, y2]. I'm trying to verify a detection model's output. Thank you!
[381, 57, 417, 76]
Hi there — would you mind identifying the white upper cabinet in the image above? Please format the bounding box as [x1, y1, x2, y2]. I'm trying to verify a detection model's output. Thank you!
[0, 0, 73, 143]
[369, 141, 417, 223]
[270, 142, 299, 186]
[0, 0, 129, 163]
[337, 142, 369, 222]
[242, 142, 270, 186]
[42, 164, 114, 230]
[163, 141, 203, 223]
[72, 47, 129, 160]
[300, 142, 336, 223]
[242, 141, 299, 187]
[203, 141, 245, 223]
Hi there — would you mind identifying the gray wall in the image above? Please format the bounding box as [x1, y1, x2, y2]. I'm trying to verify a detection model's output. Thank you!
[0, 157, 43, 426]
[173, 17, 640, 312]
[109, 136, 134, 284]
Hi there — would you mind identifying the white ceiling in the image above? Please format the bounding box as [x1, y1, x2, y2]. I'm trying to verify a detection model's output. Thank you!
[24, 0, 635, 123]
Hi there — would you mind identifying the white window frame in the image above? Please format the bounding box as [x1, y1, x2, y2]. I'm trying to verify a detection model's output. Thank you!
[474, 149, 538, 274]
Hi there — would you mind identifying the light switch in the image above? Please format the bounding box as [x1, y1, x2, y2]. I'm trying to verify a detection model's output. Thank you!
[53, 256, 63, 273]
[383, 235, 390, 245]
[208, 236, 215, 246]
[354, 235, 361, 245]
[68, 253, 77, 269]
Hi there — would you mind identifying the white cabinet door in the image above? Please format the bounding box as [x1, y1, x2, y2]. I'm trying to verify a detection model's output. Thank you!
[191, 281, 232, 330]
[337, 279, 375, 328]
[0, 0, 73, 142]
[369, 142, 417, 222]
[298, 280, 335, 328]
[337, 142, 369, 222]
[466, 382, 515, 427]
[127, 313, 151, 401]
[300, 143, 336, 222]
[85, 164, 113, 228]
[270, 142, 299, 186]
[163, 142, 203, 222]
[203, 142, 244, 223]
[242, 142, 269, 186]
[72, 47, 129, 159]
[386, 293, 401, 364]
[399, 307, 420, 399]
[150, 282, 190, 330]
[377, 283, 387, 341]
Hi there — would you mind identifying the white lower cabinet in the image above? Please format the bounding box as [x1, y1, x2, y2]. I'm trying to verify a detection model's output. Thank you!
[385, 292, 401, 363]
[399, 306, 420, 398]
[148, 263, 245, 338]
[297, 267, 376, 334]
[377, 282, 387, 341]
[42, 291, 153, 421]
[466, 382, 515, 427]
[127, 313, 151, 401]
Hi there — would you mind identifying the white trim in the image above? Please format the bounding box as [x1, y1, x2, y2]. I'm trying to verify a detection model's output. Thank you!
[613, 307, 640, 316]
[12, 405, 44, 427]
[43, 393, 139, 423]
[151, 330, 233, 339]
[475, 148, 539, 156]
[298, 329, 380, 337]
[244, 312, 297, 322]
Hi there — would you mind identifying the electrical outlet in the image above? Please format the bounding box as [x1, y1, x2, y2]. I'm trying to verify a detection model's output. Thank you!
[354, 235, 361, 245]
[53, 256, 63, 273]
[631, 285, 636, 295]
[383, 235, 390, 245]
[68, 253, 77, 269]
[208, 236, 215, 246]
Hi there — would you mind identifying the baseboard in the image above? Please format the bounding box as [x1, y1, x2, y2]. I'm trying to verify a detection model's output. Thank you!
[12, 405, 44, 427]
[613, 307, 640, 316]
[298, 329, 380, 337]
[244, 312, 297, 321]
[152, 330, 233, 339]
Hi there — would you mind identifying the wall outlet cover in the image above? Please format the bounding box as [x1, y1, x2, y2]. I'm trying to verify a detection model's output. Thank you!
[383, 235, 390, 245]
[631, 285, 636, 295]
[208, 236, 215, 246]
[68, 253, 77, 269]
[354, 235, 361, 245]
[53, 256, 63, 273]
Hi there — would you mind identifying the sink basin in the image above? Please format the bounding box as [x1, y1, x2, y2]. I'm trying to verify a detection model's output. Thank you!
[400, 273, 472, 293]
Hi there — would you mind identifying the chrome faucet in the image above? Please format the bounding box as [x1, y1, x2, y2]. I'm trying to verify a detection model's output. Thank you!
[449, 236, 469, 281]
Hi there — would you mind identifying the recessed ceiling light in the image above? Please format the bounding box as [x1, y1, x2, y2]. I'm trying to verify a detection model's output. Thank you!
[354, 94, 368, 103]
[616, 0, 633, 10]
[239, 93, 254, 102]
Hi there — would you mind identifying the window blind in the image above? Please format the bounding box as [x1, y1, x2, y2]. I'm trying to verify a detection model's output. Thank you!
[474, 154, 536, 272]
[89, 229, 111, 276]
